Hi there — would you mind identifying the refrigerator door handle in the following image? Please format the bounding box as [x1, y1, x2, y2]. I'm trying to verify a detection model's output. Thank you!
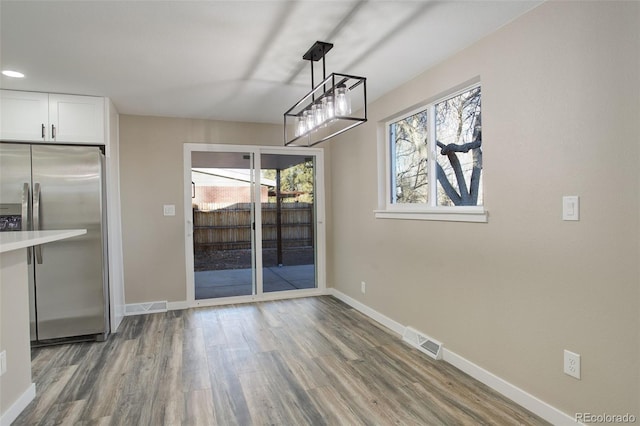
[22, 182, 33, 264]
[34, 182, 43, 264]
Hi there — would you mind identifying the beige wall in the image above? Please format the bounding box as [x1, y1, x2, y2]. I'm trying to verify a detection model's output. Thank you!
[328, 0, 639, 417]
[119, 116, 331, 303]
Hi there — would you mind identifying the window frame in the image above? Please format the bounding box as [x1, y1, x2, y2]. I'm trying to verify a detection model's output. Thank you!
[375, 82, 487, 223]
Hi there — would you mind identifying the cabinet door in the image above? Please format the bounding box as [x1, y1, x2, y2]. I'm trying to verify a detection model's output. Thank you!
[49, 94, 105, 144]
[0, 90, 48, 141]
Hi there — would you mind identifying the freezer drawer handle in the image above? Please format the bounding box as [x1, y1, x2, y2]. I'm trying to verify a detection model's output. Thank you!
[22, 182, 32, 264]
[34, 182, 43, 264]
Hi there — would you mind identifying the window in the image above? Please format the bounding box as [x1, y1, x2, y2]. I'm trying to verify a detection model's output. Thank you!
[376, 84, 486, 222]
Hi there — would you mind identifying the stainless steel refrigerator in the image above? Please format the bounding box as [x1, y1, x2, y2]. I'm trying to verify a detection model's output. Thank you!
[0, 142, 109, 344]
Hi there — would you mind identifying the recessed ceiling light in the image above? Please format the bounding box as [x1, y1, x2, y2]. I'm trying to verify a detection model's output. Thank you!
[2, 70, 25, 78]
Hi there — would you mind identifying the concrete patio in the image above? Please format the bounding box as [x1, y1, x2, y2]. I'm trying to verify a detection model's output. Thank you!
[195, 264, 315, 299]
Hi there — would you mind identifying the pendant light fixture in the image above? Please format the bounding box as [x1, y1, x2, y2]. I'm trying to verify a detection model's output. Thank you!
[284, 41, 367, 147]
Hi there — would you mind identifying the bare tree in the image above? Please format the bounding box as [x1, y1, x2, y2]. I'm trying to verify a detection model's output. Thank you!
[390, 87, 481, 206]
[392, 111, 429, 203]
[435, 88, 482, 206]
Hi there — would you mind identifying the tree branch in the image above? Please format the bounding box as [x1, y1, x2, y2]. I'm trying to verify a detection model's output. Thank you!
[468, 112, 482, 204]
[436, 139, 482, 154]
[469, 148, 482, 205]
[436, 163, 461, 205]
[446, 152, 470, 204]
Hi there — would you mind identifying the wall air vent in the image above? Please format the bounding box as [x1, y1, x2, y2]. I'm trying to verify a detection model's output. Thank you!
[125, 301, 168, 315]
[402, 326, 443, 360]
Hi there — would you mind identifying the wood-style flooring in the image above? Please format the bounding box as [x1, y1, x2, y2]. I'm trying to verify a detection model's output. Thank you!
[14, 296, 549, 425]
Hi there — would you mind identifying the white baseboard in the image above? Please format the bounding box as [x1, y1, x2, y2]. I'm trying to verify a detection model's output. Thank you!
[328, 288, 578, 426]
[168, 301, 189, 311]
[327, 288, 405, 336]
[1, 383, 35, 426]
[111, 304, 125, 332]
[442, 349, 580, 425]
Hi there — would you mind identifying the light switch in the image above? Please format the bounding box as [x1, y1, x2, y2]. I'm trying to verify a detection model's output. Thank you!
[562, 196, 579, 221]
[163, 204, 176, 216]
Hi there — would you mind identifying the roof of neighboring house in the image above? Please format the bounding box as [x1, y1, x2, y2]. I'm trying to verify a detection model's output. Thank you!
[192, 168, 276, 187]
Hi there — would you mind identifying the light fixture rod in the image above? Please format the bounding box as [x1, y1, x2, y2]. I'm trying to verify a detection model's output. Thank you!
[304, 41, 332, 102]
[322, 50, 327, 80]
[310, 59, 315, 101]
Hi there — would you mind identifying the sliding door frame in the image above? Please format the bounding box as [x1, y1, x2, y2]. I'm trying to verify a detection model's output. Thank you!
[184, 143, 326, 307]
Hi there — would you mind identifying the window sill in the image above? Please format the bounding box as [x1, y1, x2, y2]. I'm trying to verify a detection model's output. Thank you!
[373, 208, 488, 223]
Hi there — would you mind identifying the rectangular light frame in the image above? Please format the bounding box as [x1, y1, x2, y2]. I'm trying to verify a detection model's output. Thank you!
[284, 72, 367, 147]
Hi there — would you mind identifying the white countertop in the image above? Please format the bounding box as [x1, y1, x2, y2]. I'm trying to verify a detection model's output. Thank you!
[0, 230, 87, 254]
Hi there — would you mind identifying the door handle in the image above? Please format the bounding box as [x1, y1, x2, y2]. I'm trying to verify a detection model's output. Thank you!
[41, 124, 45, 139]
[34, 182, 43, 264]
[51, 124, 56, 139]
[22, 182, 32, 264]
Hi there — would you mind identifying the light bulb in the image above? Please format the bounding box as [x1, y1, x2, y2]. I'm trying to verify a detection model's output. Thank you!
[314, 102, 325, 127]
[335, 84, 351, 116]
[304, 110, 314, 132]
[310, 103, 319, 129]
[323, 96, 335, 122]
[295, 115, 306, 137]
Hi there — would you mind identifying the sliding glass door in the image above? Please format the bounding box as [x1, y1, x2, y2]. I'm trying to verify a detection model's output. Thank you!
[192, 151, 255, 300]
[186, 145, 323, 304]
[260, 154, 316, 293]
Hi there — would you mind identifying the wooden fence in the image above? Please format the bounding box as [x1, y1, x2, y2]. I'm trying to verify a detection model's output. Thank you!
[193, 202, 313, 250]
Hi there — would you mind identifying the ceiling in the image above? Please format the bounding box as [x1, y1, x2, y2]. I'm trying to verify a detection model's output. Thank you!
[0, 0, 541, 124]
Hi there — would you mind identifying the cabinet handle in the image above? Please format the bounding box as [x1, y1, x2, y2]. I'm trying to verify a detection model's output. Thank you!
[41, 124, 45, 139]
[51, 124, 56, 139]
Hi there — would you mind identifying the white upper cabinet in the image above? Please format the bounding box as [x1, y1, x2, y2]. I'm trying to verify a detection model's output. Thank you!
[1, 90, 105, 144]
[49, 94, 105, 144]
[0, 90, 49, 141]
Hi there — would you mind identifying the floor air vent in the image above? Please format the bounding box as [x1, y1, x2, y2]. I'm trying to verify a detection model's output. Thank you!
[125, 301, 168, 315]
[402, 326, 443, 360]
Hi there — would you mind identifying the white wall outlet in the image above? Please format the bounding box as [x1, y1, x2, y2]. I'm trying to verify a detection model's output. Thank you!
[163, 204, 176, 216]
[562, 196, 579, 221]
[0, 350, 6, 376]
[361, 281, 366, 294]
[564, 349, 581, 379]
